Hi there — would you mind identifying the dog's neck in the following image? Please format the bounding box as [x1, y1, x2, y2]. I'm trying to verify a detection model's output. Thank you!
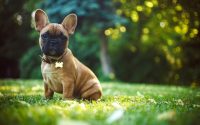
[41, 49, 70, 64]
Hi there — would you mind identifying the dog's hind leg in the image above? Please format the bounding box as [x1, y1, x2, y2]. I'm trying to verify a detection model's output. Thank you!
[81, 79, 102, 100]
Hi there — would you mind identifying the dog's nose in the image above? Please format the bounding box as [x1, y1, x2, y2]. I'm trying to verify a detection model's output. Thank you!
[49, 40, 57, 46]
[50, 40, 56, 44]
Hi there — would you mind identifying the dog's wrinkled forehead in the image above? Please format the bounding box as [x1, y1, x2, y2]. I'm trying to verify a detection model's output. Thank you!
[40, 23, 68, 37]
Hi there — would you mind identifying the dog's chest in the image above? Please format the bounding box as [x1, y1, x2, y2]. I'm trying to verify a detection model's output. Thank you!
[42, 64, 64, 93]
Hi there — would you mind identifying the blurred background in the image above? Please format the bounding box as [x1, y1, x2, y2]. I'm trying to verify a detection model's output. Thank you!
[0, 0, 199, 86]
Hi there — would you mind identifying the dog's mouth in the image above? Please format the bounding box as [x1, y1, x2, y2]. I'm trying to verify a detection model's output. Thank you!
[43, 51, 63, 57]
[42, 46, 64, 57]
[49, 50, 56, 56]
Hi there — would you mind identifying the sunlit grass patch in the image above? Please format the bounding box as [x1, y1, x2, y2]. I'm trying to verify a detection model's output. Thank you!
[0, 80, 199, 125]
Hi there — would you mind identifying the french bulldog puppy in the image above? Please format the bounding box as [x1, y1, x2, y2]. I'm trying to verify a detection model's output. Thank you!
[33, 9, 102, 100]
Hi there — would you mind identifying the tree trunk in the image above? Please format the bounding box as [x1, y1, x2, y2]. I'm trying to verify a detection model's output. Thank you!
[100, 31, 114, 78]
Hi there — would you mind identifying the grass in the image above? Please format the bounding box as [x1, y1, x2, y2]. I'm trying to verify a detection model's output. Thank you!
[0, 80, 200, 125]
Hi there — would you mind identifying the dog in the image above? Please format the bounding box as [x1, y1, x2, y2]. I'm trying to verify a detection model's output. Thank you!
[33, 9, 102, 100]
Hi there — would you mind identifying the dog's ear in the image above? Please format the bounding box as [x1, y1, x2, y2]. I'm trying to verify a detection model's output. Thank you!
[33, 9, 49, 32]
[62, 14, 77, 35]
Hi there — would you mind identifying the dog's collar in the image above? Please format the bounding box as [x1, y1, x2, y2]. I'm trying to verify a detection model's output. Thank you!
[40, 50, 68, 64]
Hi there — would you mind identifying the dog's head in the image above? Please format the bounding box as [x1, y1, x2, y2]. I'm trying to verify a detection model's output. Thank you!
[33, 9, 77, 57]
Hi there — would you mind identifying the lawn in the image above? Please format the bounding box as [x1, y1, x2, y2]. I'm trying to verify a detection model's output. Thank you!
[0, 80, 199, 125]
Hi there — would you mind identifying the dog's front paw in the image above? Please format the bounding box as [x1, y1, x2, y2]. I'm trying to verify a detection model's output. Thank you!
[44, 96, 53, 100]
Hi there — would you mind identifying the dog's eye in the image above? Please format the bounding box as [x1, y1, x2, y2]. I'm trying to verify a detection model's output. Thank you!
[61, 35, 68, 41]
[41, 32, 49, 39]
[59, 34, 68, 41]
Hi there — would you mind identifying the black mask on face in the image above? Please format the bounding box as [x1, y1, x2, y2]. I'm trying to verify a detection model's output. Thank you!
[41, 31, 68, 57]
